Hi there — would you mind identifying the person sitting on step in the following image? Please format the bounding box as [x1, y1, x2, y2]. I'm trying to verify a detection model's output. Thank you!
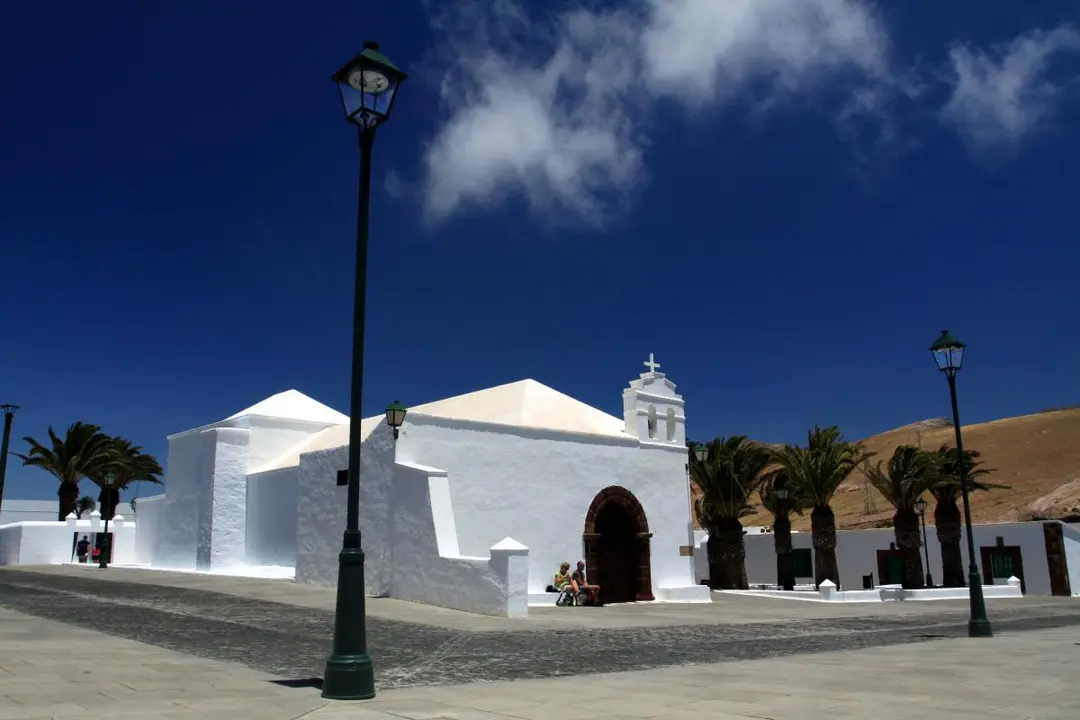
[572, 560, 601, 606]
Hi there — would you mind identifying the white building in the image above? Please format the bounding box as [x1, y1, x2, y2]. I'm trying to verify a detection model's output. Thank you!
[133, 357, 710, 615]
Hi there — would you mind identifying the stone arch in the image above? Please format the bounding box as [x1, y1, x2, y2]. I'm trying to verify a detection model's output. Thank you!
[582, 486, 654, 602]
[647, 405, 658, 439]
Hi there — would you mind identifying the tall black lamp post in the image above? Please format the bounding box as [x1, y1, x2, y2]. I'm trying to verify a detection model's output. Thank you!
[0, 404, 19, 518]
[772, 478, 795, 591]
[98, 472, 115, 569]
[914, 497, 933, 588]
[930, 330, 992, 638]
[321, 41, 407, 702]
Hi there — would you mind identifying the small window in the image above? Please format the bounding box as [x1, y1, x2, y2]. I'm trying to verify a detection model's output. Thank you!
[665, 408, 676, 441]
[647, 405, 657, 439]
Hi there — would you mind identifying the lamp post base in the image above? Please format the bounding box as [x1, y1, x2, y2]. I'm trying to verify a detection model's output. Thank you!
[322, 654, 376, 700]
[321, 543, 376, 700]
[966, 569, 993, 638]
[925, 573, 933, 588]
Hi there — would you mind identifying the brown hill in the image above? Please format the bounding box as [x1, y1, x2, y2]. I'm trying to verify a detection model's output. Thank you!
[695, 408, 1080, 532]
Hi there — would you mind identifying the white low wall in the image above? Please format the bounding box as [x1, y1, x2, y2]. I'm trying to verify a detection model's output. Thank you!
[719, 520, 1079, 596]
[391, 461, 528, 617]
[0, 516, 138, 566]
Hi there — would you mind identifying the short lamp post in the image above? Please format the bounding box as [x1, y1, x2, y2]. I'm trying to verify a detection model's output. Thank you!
[322, 41, 407, 702]
[772, 478, 795, 591]
[914, 497, 933, 588]
[98, 471, 115, 569]
[385, 401, 407, 440]
[0, 404, 19, 518]
[930, 330, 992, 638]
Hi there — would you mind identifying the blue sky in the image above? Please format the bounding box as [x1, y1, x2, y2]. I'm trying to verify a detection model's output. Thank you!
[3, 0, 1079, 503]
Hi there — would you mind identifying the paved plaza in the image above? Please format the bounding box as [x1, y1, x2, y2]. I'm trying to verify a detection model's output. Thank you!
[1, 566, 1079, 718]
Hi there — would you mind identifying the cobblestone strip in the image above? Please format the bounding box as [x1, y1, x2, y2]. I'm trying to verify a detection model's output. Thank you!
[2, 571, 1079, 690]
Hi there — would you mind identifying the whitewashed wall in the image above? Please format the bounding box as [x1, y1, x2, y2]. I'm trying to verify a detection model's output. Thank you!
[0, 520, 137, 566]
[295, 423, 396, 595]
[390, 461, 528, 617]
[741, 521, 1076, 596]
[395, 415, 696, 596]
[134, 494, 166, 565]
[157, 430, 213, 569]
[245, 467, 299, 566]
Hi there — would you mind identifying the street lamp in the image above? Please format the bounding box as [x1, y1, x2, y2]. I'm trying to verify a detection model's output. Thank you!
[914, 496, 933, 588]
[693, 444, 707, 463]
[98, 471, 115, 569]
[930, 329, 992, 638]
[385, 401, 407, 440]
[322, 41, 408, 702]
[772, 476, 795, 591]
[0, 404, 19, 519]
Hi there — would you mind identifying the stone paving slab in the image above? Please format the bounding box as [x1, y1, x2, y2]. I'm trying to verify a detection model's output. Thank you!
[2, 605, 1079, 720]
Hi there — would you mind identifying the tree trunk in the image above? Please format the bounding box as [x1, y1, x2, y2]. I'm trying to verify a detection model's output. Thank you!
[893, 509, 925, 589]
[935, 499, 965, 587]
[773, 515, 794, 590]
[56, 482, 79, 520]
[714, 516, 748, 590]
[98, 486, 121, 520]
[810, 505, 840, 588]
[706, 530, 724, 590]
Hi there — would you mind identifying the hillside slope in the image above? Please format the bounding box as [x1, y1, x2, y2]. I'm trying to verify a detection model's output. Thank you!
[711, 408, 1080, 531]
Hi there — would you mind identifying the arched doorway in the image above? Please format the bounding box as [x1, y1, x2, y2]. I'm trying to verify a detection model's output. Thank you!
[582, 486, 654, 603]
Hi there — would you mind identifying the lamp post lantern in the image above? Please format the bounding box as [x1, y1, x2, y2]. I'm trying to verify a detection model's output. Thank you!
[693, 444, 707, 463]
[914, 496, 933, 588]
[930, 329, 992, 637]
[385, 401, 407, 439]
[322, 41, 408, 702]
[0, 404, 19, 519]
[772, 477, 795, 591]
[98, 472, 115, 569]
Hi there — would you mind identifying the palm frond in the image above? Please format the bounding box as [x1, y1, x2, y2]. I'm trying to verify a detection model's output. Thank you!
[864, 445, 942, 511]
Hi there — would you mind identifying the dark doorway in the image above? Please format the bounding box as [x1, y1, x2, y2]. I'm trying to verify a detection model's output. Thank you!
[594, 503, 638, 603]
[980, 541, 1026, 594]
[582, 486, 654, 603]
[876, 547, 904, 585]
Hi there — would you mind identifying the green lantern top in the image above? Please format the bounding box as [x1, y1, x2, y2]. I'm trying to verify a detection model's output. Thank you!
[332, 41, 408, 130]
[929, 329, 965, 376]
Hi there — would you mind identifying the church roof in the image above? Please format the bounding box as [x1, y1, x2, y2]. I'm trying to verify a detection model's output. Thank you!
[248, 379, 627, 474]
[409, 379, 626, 438]
[251, 415, 382, 474]
[225, 389, 349, 425]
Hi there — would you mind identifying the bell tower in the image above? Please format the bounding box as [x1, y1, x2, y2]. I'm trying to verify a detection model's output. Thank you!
[622, 354, 685, 445]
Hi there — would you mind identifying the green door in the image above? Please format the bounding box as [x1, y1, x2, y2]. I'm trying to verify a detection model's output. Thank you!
[886, 555, 903, 584]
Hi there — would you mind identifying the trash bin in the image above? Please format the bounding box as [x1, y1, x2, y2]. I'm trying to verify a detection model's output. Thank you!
[862, 574, 874, 590]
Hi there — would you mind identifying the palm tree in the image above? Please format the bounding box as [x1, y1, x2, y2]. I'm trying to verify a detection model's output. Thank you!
[772, 426, 872, 588]
[690, 436, 773, 590]
[74, 496, 97, 519]
[86, 437, 164, 520]
[760, 469, 804, 590]
[932, 446, 1004, 587]
[15, 422, 113, 519]
[864, 445, 942, 589]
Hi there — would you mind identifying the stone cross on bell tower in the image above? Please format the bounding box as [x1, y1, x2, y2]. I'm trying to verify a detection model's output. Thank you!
[622, 354, 685, 444]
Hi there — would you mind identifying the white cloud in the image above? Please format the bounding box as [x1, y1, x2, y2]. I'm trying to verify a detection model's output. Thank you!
[421, 0, 893, 225]
[941, 26, 1080, 155]
[419, 2, 1080, 225]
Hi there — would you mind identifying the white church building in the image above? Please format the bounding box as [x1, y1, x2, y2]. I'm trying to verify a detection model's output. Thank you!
[132, 358, 710, 616]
